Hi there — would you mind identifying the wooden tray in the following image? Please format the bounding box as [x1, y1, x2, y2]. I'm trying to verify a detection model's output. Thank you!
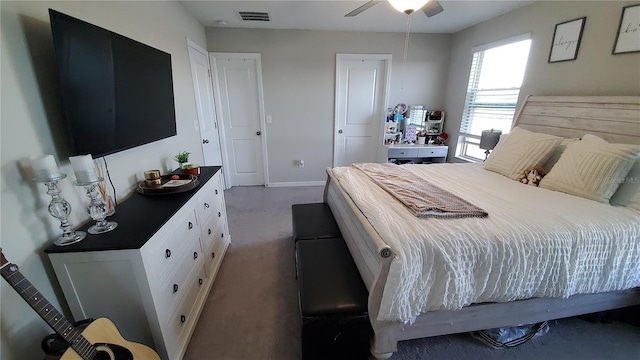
[137, 174, 199, 195]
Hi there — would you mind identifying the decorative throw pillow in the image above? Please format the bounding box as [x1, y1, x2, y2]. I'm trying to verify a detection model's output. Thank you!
[539, 134, 640, 203]
[483, 127, 563, 179]
[610, 155, 640, 211]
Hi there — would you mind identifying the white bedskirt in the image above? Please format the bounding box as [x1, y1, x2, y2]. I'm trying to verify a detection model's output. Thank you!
[331, 163, 640, 323]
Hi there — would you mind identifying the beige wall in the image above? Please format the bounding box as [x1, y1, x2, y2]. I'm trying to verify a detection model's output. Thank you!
[444, 1, 640, 161]
[0, 2, 205, 358]
[206, 28, 452, 183]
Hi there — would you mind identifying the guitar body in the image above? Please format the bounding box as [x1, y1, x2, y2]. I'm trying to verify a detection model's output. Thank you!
[60, 318, 160, 360]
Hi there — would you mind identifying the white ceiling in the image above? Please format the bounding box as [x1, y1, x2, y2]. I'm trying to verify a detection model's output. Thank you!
[180, 0, 535, 34]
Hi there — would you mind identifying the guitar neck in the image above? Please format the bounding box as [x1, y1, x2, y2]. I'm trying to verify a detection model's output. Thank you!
[0, 263, 96, 359]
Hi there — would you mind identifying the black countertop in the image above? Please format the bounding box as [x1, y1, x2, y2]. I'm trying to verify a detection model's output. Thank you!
[45, 166, 221, 254]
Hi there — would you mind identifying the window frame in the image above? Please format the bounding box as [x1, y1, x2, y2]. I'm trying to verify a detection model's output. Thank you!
[455, 33, 532, 163]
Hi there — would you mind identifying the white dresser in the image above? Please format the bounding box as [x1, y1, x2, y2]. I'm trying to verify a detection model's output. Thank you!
[46, 166, 229, 360]
[386, 144, 449, 164]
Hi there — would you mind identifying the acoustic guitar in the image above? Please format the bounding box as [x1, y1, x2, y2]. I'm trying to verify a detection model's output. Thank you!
[0, 249, 160, 360]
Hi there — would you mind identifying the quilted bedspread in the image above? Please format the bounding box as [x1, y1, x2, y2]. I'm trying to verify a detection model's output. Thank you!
[331, 163, 640, 323]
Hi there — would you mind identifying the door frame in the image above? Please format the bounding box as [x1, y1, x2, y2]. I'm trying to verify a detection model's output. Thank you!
[209, 52, 269, 188]
[333, 54, 392, 167]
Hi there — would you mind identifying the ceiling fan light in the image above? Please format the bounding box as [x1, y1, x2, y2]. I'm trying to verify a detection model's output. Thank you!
[388, 0, 430, 14]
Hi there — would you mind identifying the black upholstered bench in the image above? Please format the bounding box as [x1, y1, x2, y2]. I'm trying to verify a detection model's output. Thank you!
[295, 237, 370, 359]
[292, 203, 341, 241]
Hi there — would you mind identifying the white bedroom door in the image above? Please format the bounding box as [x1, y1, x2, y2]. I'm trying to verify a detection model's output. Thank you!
[334, 54, 391, 167]
[210, 53, 267, 186]
[187, 40, 222, 167]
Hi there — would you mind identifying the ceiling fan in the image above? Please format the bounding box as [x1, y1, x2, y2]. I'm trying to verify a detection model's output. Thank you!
[345, 0, 444, 18]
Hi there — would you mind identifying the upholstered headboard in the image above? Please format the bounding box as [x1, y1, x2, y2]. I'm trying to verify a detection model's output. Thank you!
[513, 96, 640, 144]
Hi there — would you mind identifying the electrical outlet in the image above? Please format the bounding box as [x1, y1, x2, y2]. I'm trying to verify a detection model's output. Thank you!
[296, 159, 304, 168]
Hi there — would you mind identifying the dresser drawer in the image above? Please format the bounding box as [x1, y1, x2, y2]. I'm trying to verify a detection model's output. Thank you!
[418, 147, 448, 158]
[199, 199, 225, 242]
[146, 210, 200, 284]
[164, 264, 206, 359]
[195, 173, 224, 223]
[155, 236, 202, 318]
[203, 230, 225, 277]
[388, 148, 419, 158]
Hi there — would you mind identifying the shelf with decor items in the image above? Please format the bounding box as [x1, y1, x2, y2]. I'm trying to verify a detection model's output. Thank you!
[386, 144, 448, 164]
[45, 166, 230, 360]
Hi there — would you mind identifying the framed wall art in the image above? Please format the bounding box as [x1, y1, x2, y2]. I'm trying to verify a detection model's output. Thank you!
[548, 17, 587, 63]
[612, 4, 640, 55]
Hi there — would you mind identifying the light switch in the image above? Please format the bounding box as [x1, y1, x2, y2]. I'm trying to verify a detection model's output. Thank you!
[266, 115, 272, 124]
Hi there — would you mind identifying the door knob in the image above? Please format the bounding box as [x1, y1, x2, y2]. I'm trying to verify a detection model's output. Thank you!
[256, 131, 261, 136]
[338, 129, 343, 134]
[202, 139, 209, 144]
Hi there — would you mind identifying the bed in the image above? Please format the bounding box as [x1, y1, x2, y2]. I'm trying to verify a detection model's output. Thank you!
[323, 96, 640, 359]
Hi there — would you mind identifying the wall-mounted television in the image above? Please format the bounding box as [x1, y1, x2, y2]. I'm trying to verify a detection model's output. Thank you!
[49, 9, 177, 158]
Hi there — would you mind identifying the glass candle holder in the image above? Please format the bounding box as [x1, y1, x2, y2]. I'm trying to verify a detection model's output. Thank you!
[34, 174, 87, 246]
[73, 177, 118, 234]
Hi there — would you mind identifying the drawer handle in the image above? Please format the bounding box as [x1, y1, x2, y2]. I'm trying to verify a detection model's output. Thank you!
[215, 189, 218, 195]
[218, 212, 221, 218]
[208, 228, 212, 235]
[173, 284, 179, 293]
[198, 278, 203, 286]
[180, 315, 186, 324]
[165, 249, 171, 258]
[400, 151, 405, 154]
[211, 252, 216, 259]
[193, 251, 198, 260]
[204, 203, 210, 208]
[188, 222, 193, 230]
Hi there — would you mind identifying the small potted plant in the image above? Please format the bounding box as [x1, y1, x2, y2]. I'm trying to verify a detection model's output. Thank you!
[173, 151, 190, 169]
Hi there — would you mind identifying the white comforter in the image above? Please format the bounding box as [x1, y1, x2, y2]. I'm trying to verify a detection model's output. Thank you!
[332, 163, 640, 323]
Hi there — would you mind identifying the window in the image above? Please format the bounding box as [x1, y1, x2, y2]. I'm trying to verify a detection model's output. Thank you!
[456, 35, 532, 162]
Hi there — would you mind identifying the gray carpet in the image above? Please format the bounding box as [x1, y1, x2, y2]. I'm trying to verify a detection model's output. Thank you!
[183, 185, 640, 360]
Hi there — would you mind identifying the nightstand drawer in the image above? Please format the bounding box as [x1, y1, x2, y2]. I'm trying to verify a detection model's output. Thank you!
[389, 148, 419, 158]
[418, 147, 448, 158]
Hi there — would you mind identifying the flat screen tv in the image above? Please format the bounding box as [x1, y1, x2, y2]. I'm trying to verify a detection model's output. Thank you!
[49, 9, 177, 158]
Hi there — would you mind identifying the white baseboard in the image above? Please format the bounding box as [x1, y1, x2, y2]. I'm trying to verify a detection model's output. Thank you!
[267, 181, 325, 187]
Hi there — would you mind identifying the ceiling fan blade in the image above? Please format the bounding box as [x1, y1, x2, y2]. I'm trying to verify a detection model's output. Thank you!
[345, 0, 379, 17]
[422, 0, 444, 17]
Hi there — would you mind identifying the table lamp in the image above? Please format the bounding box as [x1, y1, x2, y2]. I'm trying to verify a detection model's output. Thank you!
[479, 129, 502, 161]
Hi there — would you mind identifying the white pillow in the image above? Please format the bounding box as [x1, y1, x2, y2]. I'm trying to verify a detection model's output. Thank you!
[483, 127, 563, 179]
[539, 134, 640, 203]
[610, 155, 640, 211]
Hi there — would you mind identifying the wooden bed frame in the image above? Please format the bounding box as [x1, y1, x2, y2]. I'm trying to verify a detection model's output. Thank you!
[324, 96, 640, 359]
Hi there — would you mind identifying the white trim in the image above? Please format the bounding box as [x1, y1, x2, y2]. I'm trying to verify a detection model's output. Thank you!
[209, 53, 269, 188]
[267, 181, 326, 188]
[334, 54, 392, 167]
[186, 38, 207, 55]
[471, 32, 532, 53]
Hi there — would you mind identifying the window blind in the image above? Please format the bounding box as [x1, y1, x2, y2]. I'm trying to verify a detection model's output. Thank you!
[456, 36, 531, 162]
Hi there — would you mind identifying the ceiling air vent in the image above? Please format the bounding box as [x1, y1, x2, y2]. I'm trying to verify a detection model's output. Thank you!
[238, 11, 270, 22]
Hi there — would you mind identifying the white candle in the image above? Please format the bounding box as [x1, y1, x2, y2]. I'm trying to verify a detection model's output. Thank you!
[32, 155, 62, 180]
[70, 155, 99, 183]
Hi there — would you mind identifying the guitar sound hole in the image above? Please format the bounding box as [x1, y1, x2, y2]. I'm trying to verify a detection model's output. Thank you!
[94, 343, 133, 360]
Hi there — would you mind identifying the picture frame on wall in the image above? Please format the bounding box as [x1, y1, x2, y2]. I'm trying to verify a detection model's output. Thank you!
[612, 4, 640, 55]
[548, 17, 587, 63]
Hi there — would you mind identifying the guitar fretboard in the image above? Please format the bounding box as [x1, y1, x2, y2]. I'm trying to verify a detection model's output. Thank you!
[0, 263, 97, 359]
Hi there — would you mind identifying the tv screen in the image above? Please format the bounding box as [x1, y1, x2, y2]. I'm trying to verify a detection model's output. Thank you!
[49, 9, 177, 158]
